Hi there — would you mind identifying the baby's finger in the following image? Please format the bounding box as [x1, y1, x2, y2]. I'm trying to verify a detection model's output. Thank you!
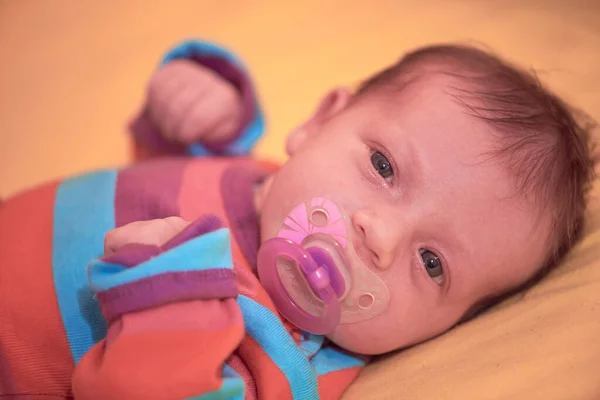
[103, 217, 191, 256]
[177, 80, 242, 145]
[146, 62, 192, 138]
[178, 98, 240, 145]
[161, 83, 206, 142]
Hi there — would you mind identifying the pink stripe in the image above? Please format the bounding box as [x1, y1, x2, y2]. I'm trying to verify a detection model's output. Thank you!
[114, 158, 188, 227]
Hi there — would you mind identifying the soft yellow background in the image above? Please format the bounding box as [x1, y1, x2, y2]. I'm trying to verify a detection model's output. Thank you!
[1, 1, 599, 197]
[1, 2, 600, 399]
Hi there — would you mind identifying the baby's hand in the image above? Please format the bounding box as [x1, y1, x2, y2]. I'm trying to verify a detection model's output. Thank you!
[146, 59, 243, 146]
[103, 216, 191, 256]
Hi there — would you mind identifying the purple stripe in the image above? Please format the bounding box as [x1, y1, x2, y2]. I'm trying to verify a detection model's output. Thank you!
[0, 353, 16, 396]
[129, 55, 257, 155]
[221, 165, 266, 270]
[97, 269, 237, 322]
[103, 243, 161, 267]
[114, 158, 186, 227]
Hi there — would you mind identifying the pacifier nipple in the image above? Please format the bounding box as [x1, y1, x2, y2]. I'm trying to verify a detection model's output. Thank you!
[306, 266, 329, 290]
[305, 246, 345, 298]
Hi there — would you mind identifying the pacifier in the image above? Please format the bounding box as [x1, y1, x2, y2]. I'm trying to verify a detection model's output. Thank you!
[257, 198, 390, 335]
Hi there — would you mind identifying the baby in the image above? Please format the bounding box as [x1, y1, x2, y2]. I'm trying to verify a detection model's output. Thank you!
[0, 40, 595, 400]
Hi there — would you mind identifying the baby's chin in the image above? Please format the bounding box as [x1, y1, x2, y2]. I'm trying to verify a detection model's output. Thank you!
[326, 322, 404, 355]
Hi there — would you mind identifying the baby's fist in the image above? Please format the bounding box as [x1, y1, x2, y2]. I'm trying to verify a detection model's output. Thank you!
[103, 217, 191, 256]
[146, 59, 243, 145]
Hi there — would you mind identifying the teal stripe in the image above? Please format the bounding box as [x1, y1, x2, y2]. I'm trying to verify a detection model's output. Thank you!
[186, 365, 245, 400]
[52, 170, 116, 363]
[89, 228, 232, 291]
[161, 40, 265, 157]
[311, 346, 365, 376]
[188, 110, 265, 157]
[238, 295, 319, 400]
[161, 41, 244, 68]
[298, 332, 324, 359]
[223, 110, 265, 157]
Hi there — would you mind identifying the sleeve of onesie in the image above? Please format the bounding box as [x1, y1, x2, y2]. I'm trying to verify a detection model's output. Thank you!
[71, 215, 247, 400]
[129, 40, 265, 160]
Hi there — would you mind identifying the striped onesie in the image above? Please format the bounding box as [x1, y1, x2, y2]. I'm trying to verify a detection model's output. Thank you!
[0, 41, 365, 400]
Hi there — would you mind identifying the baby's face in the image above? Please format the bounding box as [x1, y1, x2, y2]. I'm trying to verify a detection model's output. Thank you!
[259, 80, 551, 354]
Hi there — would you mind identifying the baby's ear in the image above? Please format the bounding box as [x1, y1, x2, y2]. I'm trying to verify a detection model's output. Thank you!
[286, 87, 353, 156]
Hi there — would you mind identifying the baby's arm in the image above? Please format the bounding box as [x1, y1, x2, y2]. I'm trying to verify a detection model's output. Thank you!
[72, 216, 246, 400]
[130, 41, 265, 161]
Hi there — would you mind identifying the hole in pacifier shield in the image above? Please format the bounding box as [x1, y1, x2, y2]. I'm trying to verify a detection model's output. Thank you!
[310, 208, 329, 227]
[358, 293, 375, 309]
[276, 255, 324, 317]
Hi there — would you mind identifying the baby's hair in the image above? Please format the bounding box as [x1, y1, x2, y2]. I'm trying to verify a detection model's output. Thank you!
[357, 44, 597, 316]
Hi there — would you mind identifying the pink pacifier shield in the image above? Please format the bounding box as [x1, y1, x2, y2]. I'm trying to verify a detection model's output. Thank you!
[257, 197, 390, 334]
[278, 198, 347, 248]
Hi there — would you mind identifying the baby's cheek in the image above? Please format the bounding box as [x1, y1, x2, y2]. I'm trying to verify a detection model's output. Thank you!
[327, 292, 466, 355]
[326, 316, 404, 355]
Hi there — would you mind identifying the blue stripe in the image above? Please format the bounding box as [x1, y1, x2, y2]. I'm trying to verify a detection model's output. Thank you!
[310, 346, 365, 376]
[186, 364, 245, 400]
[160, 40, 265, 157]
[237, 295, 319, 400]
[89, 228, 232, 291]
[298, 332, 324, 359]
[187, 108, 265, 157]
[161, 41, 244, 68]
[223, 110, 265, 156]
[52, 170, 116, 363]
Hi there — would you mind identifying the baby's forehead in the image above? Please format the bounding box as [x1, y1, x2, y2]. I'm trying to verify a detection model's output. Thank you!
[363, 69, 483, 130]
[360, 64, 482, 122]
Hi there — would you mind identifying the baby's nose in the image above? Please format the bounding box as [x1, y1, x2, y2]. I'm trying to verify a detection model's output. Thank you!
[351, 210, 400, 271]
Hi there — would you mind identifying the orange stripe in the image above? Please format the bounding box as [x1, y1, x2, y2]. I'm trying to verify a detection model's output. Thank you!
[0, 181, 74, 396]
[237, 335, 293, 400]
[74, 328, 244, 400]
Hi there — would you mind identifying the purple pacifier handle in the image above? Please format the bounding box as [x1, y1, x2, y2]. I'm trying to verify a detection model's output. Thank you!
[257, 237, 341, 335]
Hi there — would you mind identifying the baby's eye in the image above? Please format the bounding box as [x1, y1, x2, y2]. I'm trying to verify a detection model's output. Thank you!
[371, 151, 393, 181]
[419, 249, 444, 284]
